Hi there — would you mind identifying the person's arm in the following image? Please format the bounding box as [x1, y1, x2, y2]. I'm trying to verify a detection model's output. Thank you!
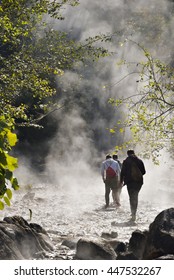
[120, 161, 125, 184]
[139, 160, 146, 175]
[101, 162, 105, 182]
[116, 161, 121, 176]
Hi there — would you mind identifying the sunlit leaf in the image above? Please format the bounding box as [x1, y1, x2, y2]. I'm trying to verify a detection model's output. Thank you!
[4, 153, 18, 171]
[0, 201, 4, 210]
[6, 188, 12, 199]
[4, 196, 11, 206]
[7, 131, 17, 147]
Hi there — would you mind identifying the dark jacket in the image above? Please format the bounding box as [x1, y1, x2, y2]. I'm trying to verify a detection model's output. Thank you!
[120, 155, 146, 185]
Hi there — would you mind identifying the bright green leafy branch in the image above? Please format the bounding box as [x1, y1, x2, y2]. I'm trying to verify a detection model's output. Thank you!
[0, 116, 19, 210]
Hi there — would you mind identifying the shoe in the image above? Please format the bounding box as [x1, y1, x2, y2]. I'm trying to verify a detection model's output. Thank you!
[105, 204, 109, 209]
[130, 214, 136, 222]
[116, 202, 121, 207]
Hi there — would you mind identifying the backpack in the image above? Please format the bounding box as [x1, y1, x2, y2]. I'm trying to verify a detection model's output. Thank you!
[131, 162, 143, 182]
[106, 165, 117, 178]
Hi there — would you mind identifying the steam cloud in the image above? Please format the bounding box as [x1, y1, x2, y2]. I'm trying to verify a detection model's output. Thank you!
[15, 0, 174, 213]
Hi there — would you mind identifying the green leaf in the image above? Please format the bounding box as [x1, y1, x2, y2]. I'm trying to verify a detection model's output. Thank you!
[6, 188, 12, 199]
[7, 131, 17, 147]
[0, 201, 4, 210]
[5, 170, 13, 181]
[0, 117, 9, 132]
[4, 196, 11, 206]
[0, 151, 7, 166]
[4, 153, 18, 171]
[12, 177, 20, 190]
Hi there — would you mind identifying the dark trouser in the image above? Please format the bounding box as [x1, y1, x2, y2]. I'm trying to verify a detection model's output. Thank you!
[127, 182, 142, 217]
[105, 177, 118, 206]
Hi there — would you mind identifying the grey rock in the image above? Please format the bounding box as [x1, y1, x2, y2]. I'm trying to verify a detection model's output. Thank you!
[75, 237, 116, 260]
[0, 216, 53, 259]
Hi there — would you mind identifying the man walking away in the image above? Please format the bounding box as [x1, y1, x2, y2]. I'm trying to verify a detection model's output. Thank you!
[112, 154, 122, 206]
[120, 150, 146, 221]
[113, 154, 122, 169]
[101, 154, 121, 208]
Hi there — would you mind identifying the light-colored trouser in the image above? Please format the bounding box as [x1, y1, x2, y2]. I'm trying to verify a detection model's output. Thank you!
[112, 183, 122, 205]
[105, 176, 121, 206]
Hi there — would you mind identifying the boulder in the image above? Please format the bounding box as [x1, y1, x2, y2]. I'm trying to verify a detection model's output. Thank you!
[0, 216, 53, 260]
[75, 237, 116, 260]
[114, 241, 127, 255]
[143, 208, 174, 259]
[115, 208, 174, 260]
[128, 229, 148, 259]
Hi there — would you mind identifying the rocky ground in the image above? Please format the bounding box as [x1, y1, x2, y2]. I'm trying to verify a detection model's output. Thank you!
[2, 173, 174, 259]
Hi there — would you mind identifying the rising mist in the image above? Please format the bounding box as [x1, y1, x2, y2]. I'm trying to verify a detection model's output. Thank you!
[14, 0, 174, 211]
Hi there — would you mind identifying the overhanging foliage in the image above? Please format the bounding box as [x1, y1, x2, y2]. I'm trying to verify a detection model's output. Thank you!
[0, 116, 19, 209]
[109, 42, 174, 163]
